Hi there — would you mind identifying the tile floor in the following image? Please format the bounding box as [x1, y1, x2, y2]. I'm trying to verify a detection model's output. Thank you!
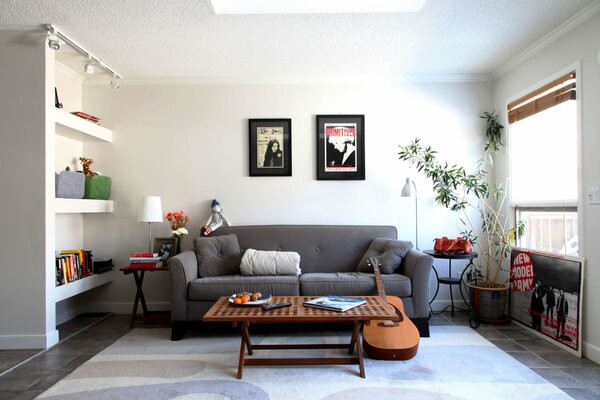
[0, 311, 598, 400]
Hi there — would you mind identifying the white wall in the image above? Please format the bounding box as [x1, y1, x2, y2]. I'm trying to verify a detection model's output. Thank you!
[81, 80, 491, 313]
[0, 33, 58, 349]
[493, 12, 600, 363]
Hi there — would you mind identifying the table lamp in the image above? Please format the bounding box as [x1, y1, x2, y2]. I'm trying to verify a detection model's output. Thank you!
[137, 195, 163, 253]
[401, 177, 419, 250]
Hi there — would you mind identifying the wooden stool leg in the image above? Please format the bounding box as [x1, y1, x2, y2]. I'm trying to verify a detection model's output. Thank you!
[349, 324, 359, 355]
[241, 322, 253, 355]
[354, 322, 366, 378]
[237, 333, 246, 379]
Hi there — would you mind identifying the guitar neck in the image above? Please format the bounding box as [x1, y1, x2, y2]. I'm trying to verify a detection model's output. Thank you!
[369, 257, 387, 301]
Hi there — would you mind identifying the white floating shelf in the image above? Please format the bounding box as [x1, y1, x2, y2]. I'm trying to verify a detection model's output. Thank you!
[54, 108, 112, 143]
[54, 270, 115, 303]
[55, 198, 114, 214]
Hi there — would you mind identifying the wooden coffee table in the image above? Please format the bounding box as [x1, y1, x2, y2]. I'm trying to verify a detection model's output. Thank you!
[203, 295, 399, 379]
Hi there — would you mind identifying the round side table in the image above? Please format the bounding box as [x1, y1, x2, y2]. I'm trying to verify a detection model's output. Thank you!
[424, 250, 478, 316]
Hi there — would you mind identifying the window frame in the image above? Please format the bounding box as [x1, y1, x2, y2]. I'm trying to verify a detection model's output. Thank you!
[505, 62, 583, 255]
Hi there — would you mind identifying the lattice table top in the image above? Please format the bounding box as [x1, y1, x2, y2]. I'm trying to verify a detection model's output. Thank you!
[203, 296, 398, 323]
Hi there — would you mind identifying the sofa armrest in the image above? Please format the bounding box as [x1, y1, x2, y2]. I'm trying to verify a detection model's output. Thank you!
[168, 250, 198, 321]
[402, 249, 434, 319]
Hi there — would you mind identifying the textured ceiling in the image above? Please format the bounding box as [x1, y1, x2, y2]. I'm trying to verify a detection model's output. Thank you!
[0, 0, 596, 80]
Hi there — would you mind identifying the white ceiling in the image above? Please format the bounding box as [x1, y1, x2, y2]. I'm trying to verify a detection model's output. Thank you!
[0, 0, 597, 81]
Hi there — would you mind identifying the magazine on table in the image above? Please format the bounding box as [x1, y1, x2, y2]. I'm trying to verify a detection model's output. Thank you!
[303, 296, 366, 312]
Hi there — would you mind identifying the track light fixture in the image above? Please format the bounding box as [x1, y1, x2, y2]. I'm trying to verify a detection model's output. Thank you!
[46, 24, 122, 86]
[84, 56, 95, 75]
[110, 75, 121, 90]
[47, 27, 60, 50]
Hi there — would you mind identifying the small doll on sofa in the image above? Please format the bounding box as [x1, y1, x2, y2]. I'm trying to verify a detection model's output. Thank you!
[201, 199, 230, 236]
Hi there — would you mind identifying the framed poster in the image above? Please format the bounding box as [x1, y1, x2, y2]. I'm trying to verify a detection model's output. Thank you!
[509, 247, 584, 356]
[316, 115, 365, 180]
[249, 119, 292, 177]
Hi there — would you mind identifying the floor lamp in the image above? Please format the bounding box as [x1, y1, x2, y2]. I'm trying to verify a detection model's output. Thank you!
[138, 196, 163, 253]
[401, 177, 419, 250]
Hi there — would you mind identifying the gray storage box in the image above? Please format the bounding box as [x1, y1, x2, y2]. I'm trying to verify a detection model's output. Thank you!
[55, 171, 85, 199]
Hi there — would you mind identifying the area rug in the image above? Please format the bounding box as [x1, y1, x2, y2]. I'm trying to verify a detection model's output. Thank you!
[36, 326, 571, 400]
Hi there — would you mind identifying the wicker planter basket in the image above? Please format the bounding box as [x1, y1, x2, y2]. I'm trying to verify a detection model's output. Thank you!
[467, 283, 510, 324]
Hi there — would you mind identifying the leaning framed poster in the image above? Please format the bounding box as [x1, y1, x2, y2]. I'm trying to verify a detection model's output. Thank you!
[509, 247, 584, 356]
[316, 115, 365, 180]
[249, 118, 292, 177]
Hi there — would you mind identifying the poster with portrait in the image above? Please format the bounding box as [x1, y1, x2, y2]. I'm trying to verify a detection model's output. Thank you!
[509, 248, 584, 356]
[248, 119, 292, 176]
[316, 115, 365, 180]
[257, 127, 284, 169]
[324, 122, 357, 172]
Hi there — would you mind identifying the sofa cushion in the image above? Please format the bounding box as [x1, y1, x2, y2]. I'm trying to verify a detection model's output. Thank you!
[240, 249, 301, 276]
[357, 238, 413, 274]
[194, 234, 242, 277]
[300, 272, 411, 297]
[188, 275, 300, 301]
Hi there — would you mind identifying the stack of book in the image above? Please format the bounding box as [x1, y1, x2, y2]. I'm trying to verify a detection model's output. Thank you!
[56, 249, 93, 287]
[129, 253, 162, 269]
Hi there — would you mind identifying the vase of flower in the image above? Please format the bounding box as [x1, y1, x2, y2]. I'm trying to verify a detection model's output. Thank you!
[166, 210, 190, 255]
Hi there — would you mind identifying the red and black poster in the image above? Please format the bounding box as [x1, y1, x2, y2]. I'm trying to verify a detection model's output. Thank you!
[510, 248, 584, 356]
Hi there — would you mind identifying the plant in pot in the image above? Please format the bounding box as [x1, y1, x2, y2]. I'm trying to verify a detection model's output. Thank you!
[398, 111, 524, 323]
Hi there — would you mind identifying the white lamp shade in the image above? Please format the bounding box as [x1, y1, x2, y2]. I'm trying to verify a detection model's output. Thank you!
[401, 177, 415, 197]
[137, 196, 163, 223]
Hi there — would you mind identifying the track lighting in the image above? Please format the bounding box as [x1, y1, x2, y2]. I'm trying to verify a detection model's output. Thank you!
[46, 24, 122, 85]
[48, 37, 60, 50]
[47, 28, 60, 50]
[84, 56, 95, 75]
[110, 75, 120, 90]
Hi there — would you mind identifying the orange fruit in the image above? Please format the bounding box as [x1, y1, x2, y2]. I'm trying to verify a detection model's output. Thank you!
[240, 297, 248, 304]
[233, 298, 242, 304]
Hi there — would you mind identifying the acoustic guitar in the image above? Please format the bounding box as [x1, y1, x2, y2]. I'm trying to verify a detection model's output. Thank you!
[362, 257, 420, 360]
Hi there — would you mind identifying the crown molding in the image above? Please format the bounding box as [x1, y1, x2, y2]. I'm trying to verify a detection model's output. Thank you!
[84, 73, 492, 86]
[492, 1, 600, 79]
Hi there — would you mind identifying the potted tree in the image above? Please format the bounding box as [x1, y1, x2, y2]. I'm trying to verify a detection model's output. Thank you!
[398, 111, 524, 323]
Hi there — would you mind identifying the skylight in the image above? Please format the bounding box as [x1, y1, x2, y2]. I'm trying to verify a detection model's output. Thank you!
[210, 0, 427, 14]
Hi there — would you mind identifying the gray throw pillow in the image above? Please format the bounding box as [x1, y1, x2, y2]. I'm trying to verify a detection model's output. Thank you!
[194, 234, 242, 277]
[357, 238, 413, 274]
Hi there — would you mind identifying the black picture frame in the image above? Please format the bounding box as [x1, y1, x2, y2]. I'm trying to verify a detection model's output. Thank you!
[153, 237, 177, 263]
[316, 115, 365, 180]
[249, 119, 292, 177]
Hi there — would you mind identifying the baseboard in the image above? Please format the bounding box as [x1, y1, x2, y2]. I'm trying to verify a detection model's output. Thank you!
[429, 299, 469, 313]
[583, 340, 600, 364]
[86, 301, 171, 315]
[0, 329, 59, 350]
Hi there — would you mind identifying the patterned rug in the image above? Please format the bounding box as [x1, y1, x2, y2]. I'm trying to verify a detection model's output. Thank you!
[36, 326, 572, 400]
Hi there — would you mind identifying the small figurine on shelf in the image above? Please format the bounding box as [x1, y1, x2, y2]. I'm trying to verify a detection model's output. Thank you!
[78, 156, 112, 200]
[201, 199, 230, 236]
[79, 157, 95, 177]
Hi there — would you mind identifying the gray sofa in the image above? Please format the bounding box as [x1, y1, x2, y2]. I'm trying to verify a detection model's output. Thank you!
[168, 225, 433, 340]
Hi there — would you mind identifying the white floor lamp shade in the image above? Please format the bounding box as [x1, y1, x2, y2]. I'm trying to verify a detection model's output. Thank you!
[401, 177, 419, 250]
[138, 196, 163, 253]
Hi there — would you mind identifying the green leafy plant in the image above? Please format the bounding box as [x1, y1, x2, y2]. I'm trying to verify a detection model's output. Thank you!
[398, 111, 525, 288]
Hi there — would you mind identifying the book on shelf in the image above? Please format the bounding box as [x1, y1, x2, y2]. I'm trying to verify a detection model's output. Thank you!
[131, 252, 158, 258]
[128, 262, 161, 270]
[130, 252, 161, 263]
[130, 257, 162, 263]
[71, 111, 100, 123]
[303, 296, 366, 312]
[56, 248, 95, 286]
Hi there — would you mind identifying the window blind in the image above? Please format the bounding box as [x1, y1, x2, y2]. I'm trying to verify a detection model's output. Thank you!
[507, 71, 576, 124]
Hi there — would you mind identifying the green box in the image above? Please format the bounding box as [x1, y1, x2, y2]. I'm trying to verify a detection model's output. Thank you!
[84, 175, 112, 200]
